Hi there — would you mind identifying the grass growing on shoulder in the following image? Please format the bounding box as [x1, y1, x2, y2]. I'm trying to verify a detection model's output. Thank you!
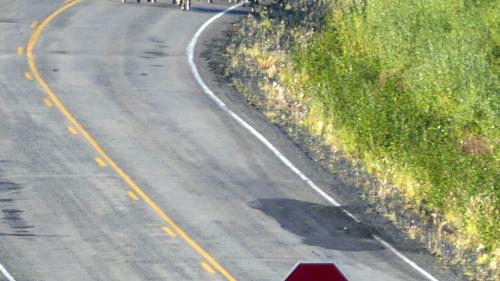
[294, 0, 499, 272]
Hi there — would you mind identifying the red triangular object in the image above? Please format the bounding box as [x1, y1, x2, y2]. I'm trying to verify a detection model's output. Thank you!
[285, 263, 349, 281]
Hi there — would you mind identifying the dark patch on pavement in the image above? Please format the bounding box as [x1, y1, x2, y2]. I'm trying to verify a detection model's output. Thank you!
[1, 208, 33, 233]
[0, 18, 18, 23]
[0, 232, 36, 237]
[0, 178, 34, 235]
[0, 181, 22, 193]
[2, 208, 22, 217]
[1, 209, 33, 232]
[13, 225, 34, 229]
[144, 50, 168, 57]
[148, 37, 164, 44]
[250, 198, 383, 251]
[50, 50, 67, 54]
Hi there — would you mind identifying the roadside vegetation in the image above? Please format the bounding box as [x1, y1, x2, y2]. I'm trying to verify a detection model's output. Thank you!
[295, 0, 499, 271]
[226, 0, 498, 279]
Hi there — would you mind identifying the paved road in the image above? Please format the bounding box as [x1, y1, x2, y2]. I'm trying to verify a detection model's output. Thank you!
[0, 1, 460, 280]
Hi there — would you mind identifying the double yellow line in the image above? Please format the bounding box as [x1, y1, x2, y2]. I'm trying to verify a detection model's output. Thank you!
[25, 1, 236, 280]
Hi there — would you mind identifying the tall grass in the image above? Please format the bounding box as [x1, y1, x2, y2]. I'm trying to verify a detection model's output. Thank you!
[294, 0, 499, 268]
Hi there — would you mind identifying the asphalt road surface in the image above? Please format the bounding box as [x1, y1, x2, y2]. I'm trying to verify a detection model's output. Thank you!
[0, 1, 461, 280]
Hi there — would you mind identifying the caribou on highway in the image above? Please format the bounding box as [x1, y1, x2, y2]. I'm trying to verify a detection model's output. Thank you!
[121, 0, 282, 13]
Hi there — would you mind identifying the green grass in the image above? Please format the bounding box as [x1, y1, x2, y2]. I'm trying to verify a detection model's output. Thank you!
[293, 0, 499, 269]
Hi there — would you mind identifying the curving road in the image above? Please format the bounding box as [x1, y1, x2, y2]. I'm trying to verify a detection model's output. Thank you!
[0, 1, 460, 280]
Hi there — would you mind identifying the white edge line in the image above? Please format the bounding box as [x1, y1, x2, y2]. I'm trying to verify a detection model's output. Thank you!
[0, 263, 16, 281]
[187, 4, 440, 281]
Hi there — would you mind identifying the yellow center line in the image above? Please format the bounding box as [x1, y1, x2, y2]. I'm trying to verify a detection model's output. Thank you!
[17, 46, 24, 56]
[201, 262, 216, 275]
[128, 190, 140, 201]
[162, 226, 177, 237]
[43, 98, 53, 107]
[26, 1, 236, 281]
[67, 126, 78, 135]
[24, 71, 33, 80]
[94, 157, 107, 168]
[30, 20, 39, 29]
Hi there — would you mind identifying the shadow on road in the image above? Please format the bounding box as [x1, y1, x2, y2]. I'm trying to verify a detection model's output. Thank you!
[188, 6, 248, 15]
[250, 198, 384, 251]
